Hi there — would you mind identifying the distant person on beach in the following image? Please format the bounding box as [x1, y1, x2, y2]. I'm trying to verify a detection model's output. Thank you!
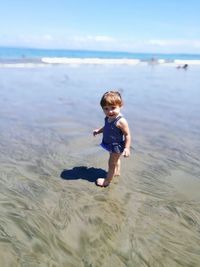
[182, 64, 188, 69]
[93, 91, 131, 187]
[176, 64, 188, 70]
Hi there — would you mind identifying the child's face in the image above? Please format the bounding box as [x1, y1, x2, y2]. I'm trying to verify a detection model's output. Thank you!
[102, 104, 121, 118]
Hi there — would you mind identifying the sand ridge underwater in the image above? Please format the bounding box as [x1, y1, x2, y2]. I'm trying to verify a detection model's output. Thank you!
[0, 64, 200, 266]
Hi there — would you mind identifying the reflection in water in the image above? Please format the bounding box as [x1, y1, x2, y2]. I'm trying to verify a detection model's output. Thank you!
[0, 65, 200, 266]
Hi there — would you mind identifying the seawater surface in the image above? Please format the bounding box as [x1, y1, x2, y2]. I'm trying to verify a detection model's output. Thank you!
[0, 64, 200, 267]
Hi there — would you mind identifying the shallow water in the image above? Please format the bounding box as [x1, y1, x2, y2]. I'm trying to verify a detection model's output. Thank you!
[0, 64, 200, 266]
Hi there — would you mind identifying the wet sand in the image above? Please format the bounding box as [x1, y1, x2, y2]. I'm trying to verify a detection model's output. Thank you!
[0, 64, 200, 266]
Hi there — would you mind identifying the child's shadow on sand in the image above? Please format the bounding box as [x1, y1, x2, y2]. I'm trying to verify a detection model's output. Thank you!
[60, 166, 107, 183]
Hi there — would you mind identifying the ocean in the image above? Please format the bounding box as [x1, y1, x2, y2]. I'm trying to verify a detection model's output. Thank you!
[1, 46, 200, 65]
[0, 48, 200, 266]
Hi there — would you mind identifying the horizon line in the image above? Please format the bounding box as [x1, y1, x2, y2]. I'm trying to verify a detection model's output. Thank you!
[0, 45, 200, 56]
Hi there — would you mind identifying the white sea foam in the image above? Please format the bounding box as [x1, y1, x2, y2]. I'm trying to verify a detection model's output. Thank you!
[157, 59, 166, 64]
[1, 57, 200, 68]
[41, 57, 140, 65]
[41, 57, 200, 66]
[174, 59, 200, 65]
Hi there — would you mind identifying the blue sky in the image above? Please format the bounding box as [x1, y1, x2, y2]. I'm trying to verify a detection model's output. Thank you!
[1, 0, 200, 53]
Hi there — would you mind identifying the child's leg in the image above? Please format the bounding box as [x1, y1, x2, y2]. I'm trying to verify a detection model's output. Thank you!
[114, 158, 121, 176]
[97, 153, 121, 187]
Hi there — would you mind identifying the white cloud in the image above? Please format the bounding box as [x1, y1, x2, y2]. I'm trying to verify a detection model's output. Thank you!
[42, 34, 54, 41]
[144, 39, 200, 53]
[92, 36, 115, 42]
[148, 39, 200, 49]
[71, 35, 116, 43]
[193, 40, 200, 48]
[1, 33, 200, 53]
[55, 35, 117, 50]
[26, 34, 117, 50]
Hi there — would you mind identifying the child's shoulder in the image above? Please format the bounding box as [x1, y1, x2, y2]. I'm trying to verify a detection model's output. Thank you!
[116, 115, 128, 127]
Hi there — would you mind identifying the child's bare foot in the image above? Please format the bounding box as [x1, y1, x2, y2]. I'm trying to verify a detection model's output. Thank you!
[96, 178, 111, 187]
[114, 172, 120, 177]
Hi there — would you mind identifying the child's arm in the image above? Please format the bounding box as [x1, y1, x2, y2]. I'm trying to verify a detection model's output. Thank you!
[93, 126, 104, 136]
[117, 118, 131, 157]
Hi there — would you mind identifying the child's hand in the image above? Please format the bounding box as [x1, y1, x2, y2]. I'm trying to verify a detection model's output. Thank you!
[122, 148, 130, 157]
[93, 129, 99, 136]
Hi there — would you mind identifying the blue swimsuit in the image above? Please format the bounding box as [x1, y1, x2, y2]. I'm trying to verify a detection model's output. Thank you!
[101, 115, 125, 153]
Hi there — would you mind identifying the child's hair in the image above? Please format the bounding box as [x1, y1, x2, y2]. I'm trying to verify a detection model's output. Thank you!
[100, 91, 123, 107]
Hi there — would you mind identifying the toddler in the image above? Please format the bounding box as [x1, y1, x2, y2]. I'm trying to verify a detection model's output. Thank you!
[93, 91, 131, 187]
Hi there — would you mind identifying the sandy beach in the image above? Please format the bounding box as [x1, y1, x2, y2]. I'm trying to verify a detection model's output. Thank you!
[0, 63, 200, 266]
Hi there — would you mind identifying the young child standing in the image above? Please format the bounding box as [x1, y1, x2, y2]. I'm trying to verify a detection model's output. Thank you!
[93, 91, 131, 187]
